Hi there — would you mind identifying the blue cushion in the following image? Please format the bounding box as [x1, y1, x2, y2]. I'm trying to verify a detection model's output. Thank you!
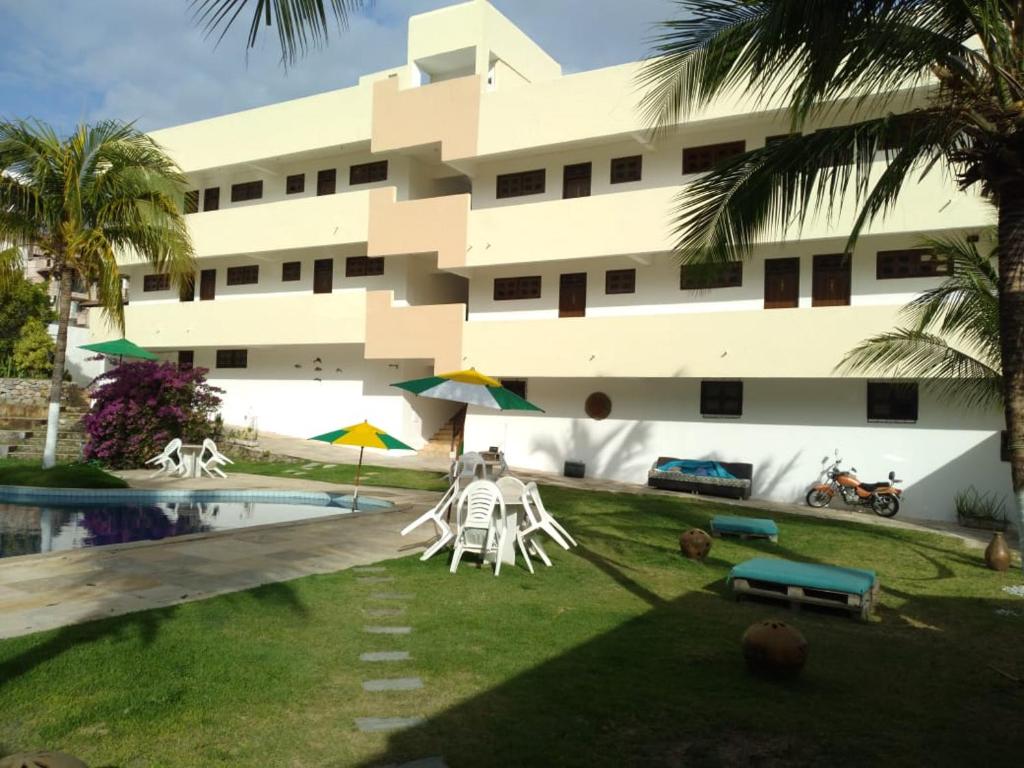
[656, 460, 736, 478]
[729, 557, 877, 596]
[711, 515, 778, 536]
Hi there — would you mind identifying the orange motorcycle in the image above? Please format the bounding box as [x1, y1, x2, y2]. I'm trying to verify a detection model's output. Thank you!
[806, 454, 903, 518]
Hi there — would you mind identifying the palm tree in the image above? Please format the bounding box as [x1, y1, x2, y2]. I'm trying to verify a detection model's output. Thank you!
[838, 233, 1001, 407]
[639, 1, 1024, 557]
[190, 0, 367, 65]
[0, 119, 195, 468]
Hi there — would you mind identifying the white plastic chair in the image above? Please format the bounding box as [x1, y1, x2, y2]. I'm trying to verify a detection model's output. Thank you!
[524, 481, 577, 551]
[450, 480, 506, 576]
[145, 438, 183, 478]
[197, 438, 233, 479]
[400, 481, 457, 561]
[451, 452, 485, 488]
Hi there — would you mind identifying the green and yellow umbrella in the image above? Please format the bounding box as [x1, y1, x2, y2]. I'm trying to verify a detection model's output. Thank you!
[391, 368, 544, 411]
[79, 337, 158, 362]
[310, 421, 414, 502]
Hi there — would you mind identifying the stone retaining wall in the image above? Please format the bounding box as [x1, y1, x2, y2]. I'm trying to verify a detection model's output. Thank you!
[0, 378, 84, 406]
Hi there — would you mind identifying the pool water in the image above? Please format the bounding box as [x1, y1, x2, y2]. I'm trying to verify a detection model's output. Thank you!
[0, 496, 393, 558]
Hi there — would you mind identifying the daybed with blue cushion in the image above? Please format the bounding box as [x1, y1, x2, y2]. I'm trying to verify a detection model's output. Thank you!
[647, 457, 753, 500]
[728, 557, 879, 620]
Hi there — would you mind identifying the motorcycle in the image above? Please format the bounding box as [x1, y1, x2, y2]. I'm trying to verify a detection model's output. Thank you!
[805, 453, 903, 518]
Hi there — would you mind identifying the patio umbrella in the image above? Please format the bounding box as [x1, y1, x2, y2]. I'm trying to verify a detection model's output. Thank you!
[79, 338, 158, 363]
[309, 421, 413, 503]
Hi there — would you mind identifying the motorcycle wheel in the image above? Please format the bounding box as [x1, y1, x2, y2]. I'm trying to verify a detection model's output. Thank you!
[872, 495, 900, 518]
[805, 489, 833, 508]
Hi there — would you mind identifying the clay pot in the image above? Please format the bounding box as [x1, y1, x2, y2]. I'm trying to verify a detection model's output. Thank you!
[0, 753, 88, 768]
[679, 528, 712, 561]
[741, 620, 808, 677]
[985, 532, 1012, 572]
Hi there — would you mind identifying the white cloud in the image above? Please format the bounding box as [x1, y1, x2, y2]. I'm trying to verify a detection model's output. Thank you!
[0, 0, 675, 131]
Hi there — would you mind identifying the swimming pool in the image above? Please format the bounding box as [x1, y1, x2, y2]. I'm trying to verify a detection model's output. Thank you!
[0, 494, 395, 558]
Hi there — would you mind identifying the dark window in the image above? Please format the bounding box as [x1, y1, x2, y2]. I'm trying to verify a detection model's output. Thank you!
[349, 160, 388, 185]
[605, 268, 636, 295]
[812, 253, 852, 307]
[494, 276, 542, 301]
[876, 249, 952, 279]
[286, 174, 305, 194]
[177, 350, 194, 371]
[345, 256, 385, 277]
[867, 382, 918, 422]
[610, 155, 642, 184]
[179, 274, 195, 302]
[559, 272, 587, 318]
[200, 269, 216, 301]
[203, 187, 220, 211]
[497, 169, 546, 199]
[230, 180, 263, 203]
[501, 379, 528, 400]
[563, 162, 592, 199]
[701, 380, 743, 417]
[216, 349, 248, 369]
[184, 190, 199, 214]
[683, 141, 746, 174]
[282, 261, 301, 281]
[764, 257, 800, 309]
[317, 169, 337, 196]
[226, 265, 259, 286]
[680, 262, 743, 290]
[143, 273, 170, 292]
[313, 258, 333, 294]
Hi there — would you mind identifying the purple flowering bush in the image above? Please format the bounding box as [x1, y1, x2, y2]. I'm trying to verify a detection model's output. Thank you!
[83, 361, 224, 469]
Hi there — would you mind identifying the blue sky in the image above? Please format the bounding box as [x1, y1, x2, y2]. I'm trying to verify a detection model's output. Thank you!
[0, 0, 674, 133]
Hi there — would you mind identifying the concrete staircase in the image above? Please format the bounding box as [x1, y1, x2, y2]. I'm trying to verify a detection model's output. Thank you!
[0, 403, 88, 462]
[421, 416, 459, 457]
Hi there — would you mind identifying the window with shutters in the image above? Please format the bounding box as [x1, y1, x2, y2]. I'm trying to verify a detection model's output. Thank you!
[282, 261, 301, 281]
[216, 349, 248, 369]
[501, 379, 528, 400]
[605, 268, 636, 294]
[226, 265, 259, 286]
[345, 256, 384, 277]
[683, 141, 746, 174]
[349, 160, 388, 185]
[177, 350, 194, 371]
[867, 382, 918, 422]
[680, 262, 743, 289]
[313, 258, 334, 294]
[563, 162, 592, 199]
[230, 180, 263, 202]
[764, 258, 800, 308]
[286, 174, 305, 194]
[317, 169, 337, 196]
[812, 253, 851, 307]
[143, 274, 170, 292]
[184, 190, 199, 214]
[203, 187, 220, 211]
[701, 381, 743, 417]
[493, 276, 542, 300]
[876, 249, 951, 279]
[610, 155, 642, 184]
[496, 169, 546, 199]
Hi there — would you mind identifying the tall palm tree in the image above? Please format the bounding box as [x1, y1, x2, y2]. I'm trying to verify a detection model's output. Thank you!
[639, 1, 1024, 558]
[0, 119, 195, 468]
[190, 0, 367, 65]
[838, 233, 1001, 407]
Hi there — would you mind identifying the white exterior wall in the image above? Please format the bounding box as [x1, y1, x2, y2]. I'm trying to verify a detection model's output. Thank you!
[464, 378, 1011, 525]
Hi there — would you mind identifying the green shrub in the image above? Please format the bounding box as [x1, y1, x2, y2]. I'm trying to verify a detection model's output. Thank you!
[12, 317, 54, 378]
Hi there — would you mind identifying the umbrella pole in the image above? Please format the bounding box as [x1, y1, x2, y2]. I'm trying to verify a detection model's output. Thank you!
[353, 446, 364, 508]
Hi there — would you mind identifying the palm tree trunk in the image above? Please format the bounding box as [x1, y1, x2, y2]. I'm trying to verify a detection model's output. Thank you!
[42, 265, 73, 469]
[997, 183, 1024, 571]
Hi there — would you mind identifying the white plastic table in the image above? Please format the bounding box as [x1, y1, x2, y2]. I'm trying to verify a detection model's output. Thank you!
[178, 444, 204, 478]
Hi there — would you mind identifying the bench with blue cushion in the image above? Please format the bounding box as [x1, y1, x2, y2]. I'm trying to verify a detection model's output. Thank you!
[728, 557, 879, 620]
[711, 515, 779, 541]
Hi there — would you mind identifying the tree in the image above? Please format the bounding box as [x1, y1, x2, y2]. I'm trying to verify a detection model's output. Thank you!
[639, 1, 1024, 563]
[0, 119, 195, 468]
[0, 263, 52, 362]
[12, 317, 55, 379]
[839, 233, 1001, 408]
[190, 0, 368, 65]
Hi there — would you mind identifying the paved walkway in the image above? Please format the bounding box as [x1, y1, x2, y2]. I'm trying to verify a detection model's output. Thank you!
[0, 474, 438, 639]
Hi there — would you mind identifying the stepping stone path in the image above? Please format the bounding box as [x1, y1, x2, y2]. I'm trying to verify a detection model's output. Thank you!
[302, 462, 319, 469]
[352, 563, 442, 763]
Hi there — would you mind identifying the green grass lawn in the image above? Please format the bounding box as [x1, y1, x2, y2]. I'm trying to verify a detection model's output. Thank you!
[0, 488, 1022, 766]
[229, 458, 450, 492]
[0, 459, 127, 489]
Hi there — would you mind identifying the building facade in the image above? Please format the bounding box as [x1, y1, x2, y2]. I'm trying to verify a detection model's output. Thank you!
[90, 0, 1007, 523]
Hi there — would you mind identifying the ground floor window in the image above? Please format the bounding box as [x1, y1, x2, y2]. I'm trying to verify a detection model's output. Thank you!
[216, 349, 248, 369]
[867, 382, 918, 422]
[177, 350, 194, 370]
[501, 379, 528, 400]
[700, 380, 743, 418]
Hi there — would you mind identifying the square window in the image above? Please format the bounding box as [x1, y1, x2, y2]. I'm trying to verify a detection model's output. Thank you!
[496, 169, 546, 199]
[701, 380, 743, 417]
[286, 174, 305, 194]
[345, 256, 384, 277]
[867, 382, 919, 422]
[349, 160, 388, 185]
[143, 273, 170, 292]
[226, 265, 259, 286]
[493, 276, 542, 301]
[282, 261, 301, 281]
[605, 268, 636, 294]
[610, 155, 642, 184]
[216, 349, 248, 369]
[876, 249, 952, 279]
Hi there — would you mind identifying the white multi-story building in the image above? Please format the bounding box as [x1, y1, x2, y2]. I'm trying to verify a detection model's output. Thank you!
[90, 0, 1007, 523]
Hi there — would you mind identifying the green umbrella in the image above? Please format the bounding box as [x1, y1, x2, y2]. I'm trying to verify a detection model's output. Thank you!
[79, 338, 158, 362]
